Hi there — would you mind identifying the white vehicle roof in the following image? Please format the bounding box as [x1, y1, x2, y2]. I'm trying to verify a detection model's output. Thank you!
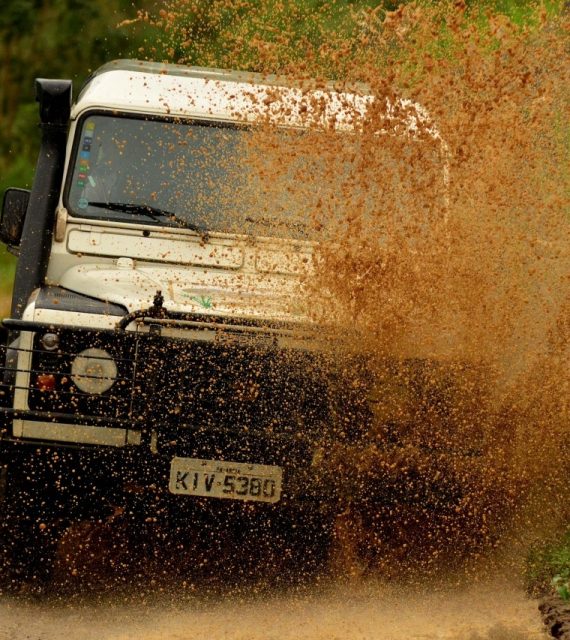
[73, 59, 440, 140]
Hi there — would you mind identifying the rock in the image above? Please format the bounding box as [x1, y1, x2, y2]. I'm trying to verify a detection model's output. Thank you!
[540, 595, 570, 639]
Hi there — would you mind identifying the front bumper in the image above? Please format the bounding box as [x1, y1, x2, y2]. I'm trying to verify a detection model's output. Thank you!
[0, 317, 371, 516]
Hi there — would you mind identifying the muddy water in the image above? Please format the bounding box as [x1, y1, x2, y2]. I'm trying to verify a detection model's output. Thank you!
[0, 580, 545, 639]
[166, 0, 570, 579]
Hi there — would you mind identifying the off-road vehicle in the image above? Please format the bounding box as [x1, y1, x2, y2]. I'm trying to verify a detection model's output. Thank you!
[0, 60, 451, 587]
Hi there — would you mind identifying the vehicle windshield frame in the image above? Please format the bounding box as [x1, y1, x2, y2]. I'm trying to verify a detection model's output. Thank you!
[63, 109, 448, 243]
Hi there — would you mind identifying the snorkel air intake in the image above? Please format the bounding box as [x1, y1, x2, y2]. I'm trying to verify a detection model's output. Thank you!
[11, 78, 72, 318]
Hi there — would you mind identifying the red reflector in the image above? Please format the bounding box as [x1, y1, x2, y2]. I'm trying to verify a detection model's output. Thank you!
[36, 374, 56, 391]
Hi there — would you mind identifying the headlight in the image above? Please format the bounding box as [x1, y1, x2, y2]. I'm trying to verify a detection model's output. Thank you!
[71, 348, 117, 394]
[40, 332, 60, 351]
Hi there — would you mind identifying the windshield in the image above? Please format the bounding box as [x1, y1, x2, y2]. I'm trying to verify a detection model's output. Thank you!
[66, 114, 446, 241]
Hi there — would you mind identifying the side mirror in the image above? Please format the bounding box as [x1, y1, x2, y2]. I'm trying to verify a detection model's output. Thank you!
[1, 188, 30, 247]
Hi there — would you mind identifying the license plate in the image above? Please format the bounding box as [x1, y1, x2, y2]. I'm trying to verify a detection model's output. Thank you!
[169, 457, 283, 503]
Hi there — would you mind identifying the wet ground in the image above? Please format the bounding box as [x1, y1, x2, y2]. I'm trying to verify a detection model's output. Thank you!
[0, 579, 545, 640]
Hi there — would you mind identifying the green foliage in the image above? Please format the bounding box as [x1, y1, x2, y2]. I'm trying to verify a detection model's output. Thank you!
[0, 245, 16, 315]
[474, 0, 565, 25]
[0, 155, 34, 195]
[129, 0, 389, 76]
[0, 0, 146, 188]
[553, 572, 570, 602]
[526, 530, 570, 597]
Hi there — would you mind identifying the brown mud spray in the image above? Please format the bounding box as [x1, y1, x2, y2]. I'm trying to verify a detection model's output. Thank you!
[121, 0, 570, 583]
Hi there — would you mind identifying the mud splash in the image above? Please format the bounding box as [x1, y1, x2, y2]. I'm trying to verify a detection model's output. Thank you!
[315, 3, 570, 577]
[123, 0, 570, 580]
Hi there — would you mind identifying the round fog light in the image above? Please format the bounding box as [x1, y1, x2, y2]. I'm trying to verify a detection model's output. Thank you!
[41, 333, 60, 351]
[71, 348, 117, 394]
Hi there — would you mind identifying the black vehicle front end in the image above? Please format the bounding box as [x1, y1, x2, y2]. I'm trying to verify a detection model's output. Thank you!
[0, 293, 372, 586]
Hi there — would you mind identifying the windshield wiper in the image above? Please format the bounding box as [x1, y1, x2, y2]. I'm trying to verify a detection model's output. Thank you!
[88, 202, 209, 240]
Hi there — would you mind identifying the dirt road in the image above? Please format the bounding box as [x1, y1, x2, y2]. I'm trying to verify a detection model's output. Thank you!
[0, 579, 545, 640]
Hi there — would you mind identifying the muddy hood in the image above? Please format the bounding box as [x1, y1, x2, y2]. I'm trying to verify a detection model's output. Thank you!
[58, 262, 313, 323]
